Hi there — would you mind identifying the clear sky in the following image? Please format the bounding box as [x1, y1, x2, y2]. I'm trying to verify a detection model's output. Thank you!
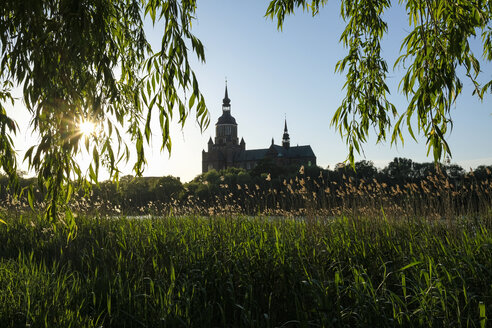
[7, 1, 492, 182]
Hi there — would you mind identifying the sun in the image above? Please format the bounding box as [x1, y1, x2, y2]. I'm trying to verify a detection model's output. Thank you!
[78, 121, 95, 137]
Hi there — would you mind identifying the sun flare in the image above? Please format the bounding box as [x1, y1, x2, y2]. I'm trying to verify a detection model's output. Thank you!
[79, 121, 95, 137]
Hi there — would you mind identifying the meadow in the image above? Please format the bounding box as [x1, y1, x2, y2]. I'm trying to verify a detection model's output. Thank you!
[0, 164, 491, 327]
[0, 214, 490, 327]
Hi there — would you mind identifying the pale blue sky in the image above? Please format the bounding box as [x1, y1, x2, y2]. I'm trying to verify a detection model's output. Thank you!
[8, 1, 492, 181]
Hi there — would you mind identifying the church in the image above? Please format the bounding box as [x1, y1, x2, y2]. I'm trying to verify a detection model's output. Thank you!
[202, 85, 316, 173]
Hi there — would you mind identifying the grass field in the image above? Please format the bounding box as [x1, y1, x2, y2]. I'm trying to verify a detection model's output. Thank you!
[0, 215, 490, 327]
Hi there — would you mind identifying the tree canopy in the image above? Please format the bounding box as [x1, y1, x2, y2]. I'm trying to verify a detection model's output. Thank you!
[0, 0, 208, 220]
[267, 0, 491, 163]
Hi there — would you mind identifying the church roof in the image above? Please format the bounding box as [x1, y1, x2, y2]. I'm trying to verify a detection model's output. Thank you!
[217, 111, 237, 125]
[233, 144, 315, 162]
[268, 144, 315, 159]
[234, 148, 269, 162]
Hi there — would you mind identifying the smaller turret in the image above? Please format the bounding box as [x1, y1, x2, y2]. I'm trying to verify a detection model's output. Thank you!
[282, 119, 290, 149]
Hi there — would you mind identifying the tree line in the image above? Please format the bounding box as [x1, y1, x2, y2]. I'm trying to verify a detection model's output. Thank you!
[1, 158, 491, 219]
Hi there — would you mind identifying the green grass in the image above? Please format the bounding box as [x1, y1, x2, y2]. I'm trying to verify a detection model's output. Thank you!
[0, 215, 490, 327]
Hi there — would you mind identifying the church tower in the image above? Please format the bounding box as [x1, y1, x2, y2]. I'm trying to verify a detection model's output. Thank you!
[215, 84, 238, 146]
[282, 119, 290, 149]
[202, 83, 316, 173]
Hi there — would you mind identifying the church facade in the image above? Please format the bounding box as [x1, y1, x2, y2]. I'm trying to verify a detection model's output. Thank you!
[202, 85, 316, 173]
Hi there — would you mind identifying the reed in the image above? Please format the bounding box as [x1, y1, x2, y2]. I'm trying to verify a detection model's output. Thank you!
[1, 166, 491, 223]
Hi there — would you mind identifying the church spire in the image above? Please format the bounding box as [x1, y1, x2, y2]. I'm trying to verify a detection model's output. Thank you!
[222, 80, 231, 109]
[215, 81, 238, 146]
[282, 117, 290, 149]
